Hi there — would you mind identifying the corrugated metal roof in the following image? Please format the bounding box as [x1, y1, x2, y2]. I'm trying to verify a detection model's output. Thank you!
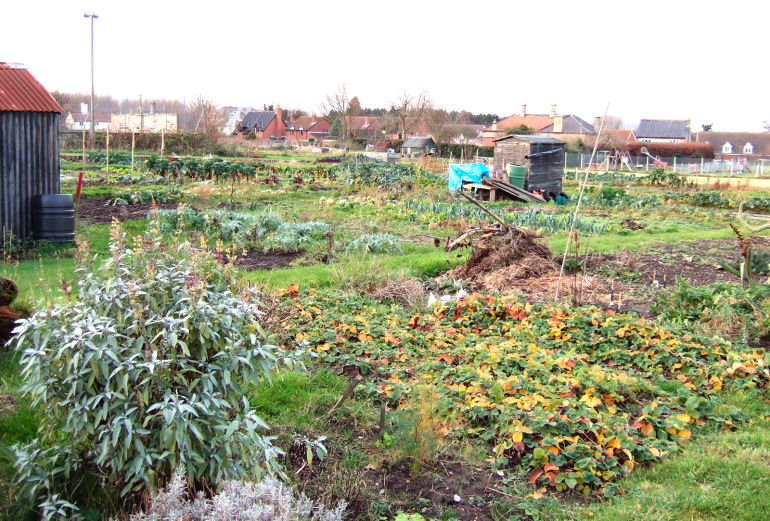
[0, 63, 63, 113]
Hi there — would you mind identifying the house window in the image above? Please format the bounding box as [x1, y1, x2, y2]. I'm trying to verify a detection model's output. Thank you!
[744, 142, 754, 154]
[722, 142, 733, 154]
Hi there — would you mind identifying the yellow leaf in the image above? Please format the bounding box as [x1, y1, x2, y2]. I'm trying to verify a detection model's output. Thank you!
[677, 413, 691, 425]
[512, 431, 523, 443]
[679, 428, 692, 441]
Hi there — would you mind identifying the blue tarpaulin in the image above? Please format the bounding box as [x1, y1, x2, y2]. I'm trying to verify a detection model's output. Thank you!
[448, 163, 489, 192]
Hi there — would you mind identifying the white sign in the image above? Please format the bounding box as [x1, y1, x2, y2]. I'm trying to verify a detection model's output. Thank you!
[80, 103, 89, 115]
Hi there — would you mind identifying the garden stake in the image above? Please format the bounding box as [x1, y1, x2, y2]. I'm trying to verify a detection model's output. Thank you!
[556, 103, 609, 300]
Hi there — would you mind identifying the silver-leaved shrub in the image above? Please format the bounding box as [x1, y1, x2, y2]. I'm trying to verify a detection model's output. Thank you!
[11, 221, 298, 519]
[129, 467, 346, 521]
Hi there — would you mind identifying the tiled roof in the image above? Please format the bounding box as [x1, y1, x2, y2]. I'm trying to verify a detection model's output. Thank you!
[541, 114, 595, 133]
[636, 119, 690, 139]
[241, 111, 276, 132]
[0, 63, 63, 113]
[694, 132, 770, 156]
[490, 114, 553, 132]
[288, 115, 328, 130]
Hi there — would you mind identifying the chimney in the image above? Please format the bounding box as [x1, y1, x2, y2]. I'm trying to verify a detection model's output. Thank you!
[520, 104, 527, 117]
[593, 116, 601, 130]
[550, 104, 557, 118]
[275, 105, 282, 120]
[492, 119, 498, 131]
[150, 101, 156, 115]
[290, 112, 295, 123]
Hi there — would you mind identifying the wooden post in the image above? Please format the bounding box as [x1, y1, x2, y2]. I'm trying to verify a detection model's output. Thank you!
[700, 156, 703, 174]
[730, 160, 733, 176]
[645, 156, 649, 171]
[81, 124, 86, 174]
[106, 127, 110, 174]
[131, 129, 135, 172]
[673, 156, 677, 173]
[161, 128, 165, 156]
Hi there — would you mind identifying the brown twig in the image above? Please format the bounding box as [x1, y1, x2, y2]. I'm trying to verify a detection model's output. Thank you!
[458, 190, 511, 229]
[326, 375, 363, 418]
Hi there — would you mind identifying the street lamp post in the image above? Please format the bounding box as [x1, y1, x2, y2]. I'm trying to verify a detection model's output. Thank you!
[84, 12, 98, 144]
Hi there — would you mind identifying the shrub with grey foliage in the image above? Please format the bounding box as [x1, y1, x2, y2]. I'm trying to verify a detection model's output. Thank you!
[129, 468, 346, 521]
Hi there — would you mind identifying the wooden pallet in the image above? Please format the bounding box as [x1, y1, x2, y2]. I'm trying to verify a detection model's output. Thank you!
[483, 178, 546, 203]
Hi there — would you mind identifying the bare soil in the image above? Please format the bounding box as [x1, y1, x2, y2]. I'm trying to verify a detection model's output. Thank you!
[76, 197, 179, 225]
[233, 249, 303, 271]
[369, 461, 504, 521]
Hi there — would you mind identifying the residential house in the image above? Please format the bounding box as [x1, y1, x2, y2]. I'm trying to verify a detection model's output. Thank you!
[635, 119, 691, 143]
[65, 111, 111, 131]
[693, 132, 770, 160]
[348, 116, 387, 140]
[285, 114, 331, 142]
[481, 105, 594, 146]
[239, 107, 287, 141]
[402, 136, 436, 157]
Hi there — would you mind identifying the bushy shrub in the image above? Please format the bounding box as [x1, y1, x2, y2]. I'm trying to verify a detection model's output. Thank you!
[130, 468, 346, 521]
[10, 222, 298, 519]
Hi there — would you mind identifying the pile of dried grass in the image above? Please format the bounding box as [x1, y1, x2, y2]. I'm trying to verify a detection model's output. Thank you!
[370, 274, 425, 308]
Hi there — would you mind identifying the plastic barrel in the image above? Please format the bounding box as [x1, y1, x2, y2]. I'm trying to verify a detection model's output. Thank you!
[507, 164, 526, 189]
[32, 194, 75, 242]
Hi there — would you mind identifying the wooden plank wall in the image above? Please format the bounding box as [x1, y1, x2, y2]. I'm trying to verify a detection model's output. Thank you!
[0, 111, 61, 241]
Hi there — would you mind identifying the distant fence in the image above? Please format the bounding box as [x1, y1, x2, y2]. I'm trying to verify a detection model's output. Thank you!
[565, 152, 770, 176]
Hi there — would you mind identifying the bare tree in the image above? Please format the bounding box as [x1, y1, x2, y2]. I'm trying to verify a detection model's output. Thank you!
[321, 83, 351, 140]
[390, 89, 432, 139]
[425, 108, 461, 147]
[189, 96, 225, 144]
[602, 115, 625, 129]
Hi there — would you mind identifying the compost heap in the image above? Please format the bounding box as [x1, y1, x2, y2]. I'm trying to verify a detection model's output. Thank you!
[443, 230, 612, 304]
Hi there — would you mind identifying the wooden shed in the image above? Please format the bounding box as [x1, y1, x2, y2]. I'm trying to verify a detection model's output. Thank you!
[493, 134, 565, 198]
[0, 63, 63, 241]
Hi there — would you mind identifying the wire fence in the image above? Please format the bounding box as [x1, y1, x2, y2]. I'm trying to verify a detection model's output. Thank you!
[565, 152, 770, 176]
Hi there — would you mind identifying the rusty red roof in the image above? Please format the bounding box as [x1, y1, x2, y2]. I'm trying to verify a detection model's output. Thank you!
[0, 63, 63, 113]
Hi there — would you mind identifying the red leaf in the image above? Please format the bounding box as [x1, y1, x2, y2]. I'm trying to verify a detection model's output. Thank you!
[528, 468, 544, 484]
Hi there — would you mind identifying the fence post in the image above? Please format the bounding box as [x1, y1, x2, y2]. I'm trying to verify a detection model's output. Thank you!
[700, 156, 703, 174]
[673, 156, 676, 173]
[729, 160, 733, 176]
[106, 127, 110, 174]
[131, 130, 135, 172]
[645, 156, 649, 171]
[580, 153, 584, 169]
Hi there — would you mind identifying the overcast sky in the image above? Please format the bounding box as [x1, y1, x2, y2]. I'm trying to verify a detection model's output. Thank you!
[3, 0, 768, 131]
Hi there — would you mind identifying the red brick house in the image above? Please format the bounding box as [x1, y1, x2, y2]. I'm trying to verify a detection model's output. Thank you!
[239, 106, 288, 141]
[285, 114, 331, 142]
